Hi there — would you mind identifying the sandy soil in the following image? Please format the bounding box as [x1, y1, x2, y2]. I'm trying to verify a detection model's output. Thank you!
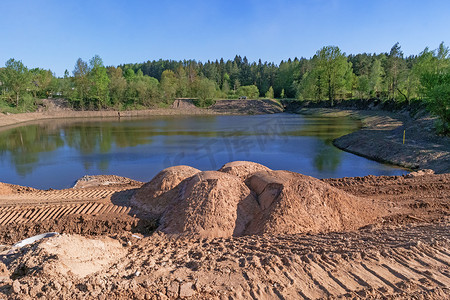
[0, 165, 448, 299]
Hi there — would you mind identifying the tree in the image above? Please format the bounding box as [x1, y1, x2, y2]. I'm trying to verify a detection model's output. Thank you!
[107, 66, 127, 106]
[237, 85, 259, 99]
[193, 77, 217, 104]
[29, 68, 53, 98]
[160, 70, 178, 103]
[421, 69, 450, 133]
[314, 46, 353, 105]
[1, 59, 30, 106]
[368, 57, 384, 98]
[384, 43, 407, 100]
[88, 55, 110, 108]
[265, 86, 274, 98]
[72, 58, 90, 108]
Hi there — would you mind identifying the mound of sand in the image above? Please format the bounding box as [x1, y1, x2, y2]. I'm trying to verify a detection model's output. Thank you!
[134, 162, 375, 238]
[218, 161, 271, 180]
[131, 166, 200, 218]
[0, 183, 12, 195]
[73, 175, 142, 189]
[245, 170, 375, 235]
[159, 171, 260, 238]
[10, 234, 125, 278]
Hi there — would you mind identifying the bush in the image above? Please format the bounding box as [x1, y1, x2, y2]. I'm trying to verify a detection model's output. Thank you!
[237, 85, 259, 99]
[421, 70, 450, 134]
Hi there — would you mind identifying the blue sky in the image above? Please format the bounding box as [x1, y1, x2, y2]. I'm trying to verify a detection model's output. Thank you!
[1, 0, 449, 76]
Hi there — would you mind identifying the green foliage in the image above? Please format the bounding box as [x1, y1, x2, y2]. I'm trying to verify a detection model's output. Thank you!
[265, 86, 274, 98]
[88, 55, 110, 108]
[192, 77, 217, 102]
[314, 46, 353, 105]
[237, 85, 259, 99]
[421, 69, 450, 133]
[0, 58, 31, 106]
[2, 42, 450, 116]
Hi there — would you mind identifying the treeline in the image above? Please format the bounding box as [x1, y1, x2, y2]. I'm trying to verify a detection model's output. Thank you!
[0, 43, 449, 131]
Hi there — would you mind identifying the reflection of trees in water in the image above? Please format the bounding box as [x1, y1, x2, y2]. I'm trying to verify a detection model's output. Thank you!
[313, 140, 341, 171]
[0, 121, 156, 175]
[0, 125, 64, 176]
[299, 116, 360, 172]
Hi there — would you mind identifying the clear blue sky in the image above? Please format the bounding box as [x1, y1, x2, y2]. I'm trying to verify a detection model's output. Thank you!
[1, 0, 449, 76]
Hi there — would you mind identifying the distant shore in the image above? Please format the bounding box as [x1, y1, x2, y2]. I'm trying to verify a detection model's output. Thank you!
[0, 99, 284, 130]
[294, 107, 450, 174]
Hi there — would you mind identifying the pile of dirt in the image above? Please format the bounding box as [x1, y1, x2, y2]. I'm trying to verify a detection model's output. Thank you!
[159, 171, 260, 238]
[131, 165, 200, 218]
[73, 175, 142, 189]
[135, 162, 374, 238]
[244, 171, 375, 235]
[218, 160, 271, 179]
[0, 183, 12, 195]
[210, 99, 284, 114]
[171, 99, 198, 109]
[8, 234, 126, 279]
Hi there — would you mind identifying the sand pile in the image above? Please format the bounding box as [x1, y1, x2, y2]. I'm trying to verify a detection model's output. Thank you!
[73, 175, 142, 189]
[159, 171, 260, 237]
[9, 234, 126, 278]
[131, 165, 200, 218]
[0, 183, 12, 195]
[133, 161, 375, 238]
[218, 161, 271, 179]
[244, 170, 374, 235]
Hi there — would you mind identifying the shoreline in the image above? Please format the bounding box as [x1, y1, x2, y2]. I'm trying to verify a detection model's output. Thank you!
[0, 107, 223, 130]
[295, 108, 449, 174]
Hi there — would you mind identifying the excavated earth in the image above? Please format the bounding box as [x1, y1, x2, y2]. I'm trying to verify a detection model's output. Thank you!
[0, 162, 448, 299]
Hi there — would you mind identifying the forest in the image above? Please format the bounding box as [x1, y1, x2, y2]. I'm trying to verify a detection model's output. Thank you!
[0, 43, 449, 132]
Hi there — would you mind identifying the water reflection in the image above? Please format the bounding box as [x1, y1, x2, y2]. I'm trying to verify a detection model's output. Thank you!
[0, 114, 407, 189]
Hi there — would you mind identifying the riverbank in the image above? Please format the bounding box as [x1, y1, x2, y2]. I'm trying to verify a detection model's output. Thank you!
[0, 99, 284, 130]
[295, 107, 450, 173]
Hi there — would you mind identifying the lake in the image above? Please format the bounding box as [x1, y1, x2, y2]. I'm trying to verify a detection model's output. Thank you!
[0, 113, 407, 189]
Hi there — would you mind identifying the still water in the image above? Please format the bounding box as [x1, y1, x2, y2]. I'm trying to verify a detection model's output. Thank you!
[0, 114, 407, 189]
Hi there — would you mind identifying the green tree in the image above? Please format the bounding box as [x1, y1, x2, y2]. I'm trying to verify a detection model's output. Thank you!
[160, 70, 178, 103]
[314, 46, 353, 105]
[265, 86, 274, 98]
[356, 75, 370, 99]
[421, 69, 450, 133]
[192, 77, 217, 105]
[0, 59, 31, 106]
[107, 66, 127, 107]
[72, 58, 90, 109]
[368, 57, 384, 98]
[384, 43, 407, 101]
[88, 55, 110, 108]
[237, 85, 259, 99]
[29, 68, 53, 98]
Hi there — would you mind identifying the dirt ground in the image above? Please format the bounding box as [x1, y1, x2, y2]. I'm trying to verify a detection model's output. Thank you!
[0, 168, 447, 299]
